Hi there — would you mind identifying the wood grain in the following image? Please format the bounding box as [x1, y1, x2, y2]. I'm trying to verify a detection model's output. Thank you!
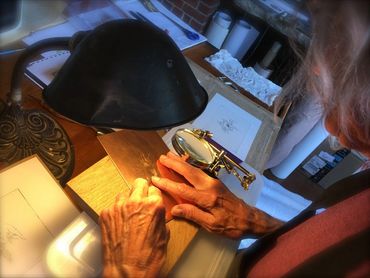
[66, 155, 198, 275]
[98, 130, 184, 221]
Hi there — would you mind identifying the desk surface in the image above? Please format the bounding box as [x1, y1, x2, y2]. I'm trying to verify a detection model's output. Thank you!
[0, 40, 281, 275]
[0, 42, 278, 178]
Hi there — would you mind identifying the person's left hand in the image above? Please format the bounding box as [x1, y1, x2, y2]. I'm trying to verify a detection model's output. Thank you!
[152, 152, 284, 239]
[100, 178, 169, 278]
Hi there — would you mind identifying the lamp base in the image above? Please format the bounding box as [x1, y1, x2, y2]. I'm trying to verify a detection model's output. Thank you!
[0, 101, 74, 185]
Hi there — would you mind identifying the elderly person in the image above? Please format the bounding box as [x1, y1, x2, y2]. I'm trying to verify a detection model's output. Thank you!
[100, 0, 370, 277]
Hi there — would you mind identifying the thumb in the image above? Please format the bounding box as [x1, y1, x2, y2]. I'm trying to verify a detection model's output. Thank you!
[171, 204, 214, 227]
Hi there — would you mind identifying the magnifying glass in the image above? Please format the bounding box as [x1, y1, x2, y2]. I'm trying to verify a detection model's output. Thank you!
[172, 128, 256, 190]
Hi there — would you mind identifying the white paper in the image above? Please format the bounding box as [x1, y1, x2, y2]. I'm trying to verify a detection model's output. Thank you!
[0, 156, 80, 276]
[318, 151, 335, 162]
[205, 12, 231, 49]
[271, 119, 328, 179]
[302, 162, 320, 176]
[205, 22, 229, 49]
[239, 176, 311, 249]
[205, 50, 282, 106]
[23, 5, 127, 58]
[0, 190, 53, 276]
[222, 19, 259, 60]
[218, 162, 263, 207]
[113, 0, 206, 50]
[193, 93, 261, 161]
[309, 155, 326, 169]
[25, 51, 70, 87]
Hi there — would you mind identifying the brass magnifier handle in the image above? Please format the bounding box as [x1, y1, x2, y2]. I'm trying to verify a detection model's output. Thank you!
[172, 128, 256, 190]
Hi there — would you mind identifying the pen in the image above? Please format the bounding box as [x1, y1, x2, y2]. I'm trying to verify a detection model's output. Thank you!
[0, 48, 25, 56]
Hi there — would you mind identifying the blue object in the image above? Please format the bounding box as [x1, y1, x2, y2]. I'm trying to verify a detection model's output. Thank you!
[0, 48, 24, 55]
[162, 14, 200, 40]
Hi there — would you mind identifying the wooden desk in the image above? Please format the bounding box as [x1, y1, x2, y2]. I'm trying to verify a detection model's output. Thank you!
[64, 54, 282, 275]
[0, 42, 280, 177]
[0, 41, 281, 276]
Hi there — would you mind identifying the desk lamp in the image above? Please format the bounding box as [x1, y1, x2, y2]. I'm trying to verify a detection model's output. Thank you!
[0, 20, 208, 184]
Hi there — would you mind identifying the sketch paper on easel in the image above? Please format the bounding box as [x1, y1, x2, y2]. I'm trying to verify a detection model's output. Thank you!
[193, 93, 262, 161]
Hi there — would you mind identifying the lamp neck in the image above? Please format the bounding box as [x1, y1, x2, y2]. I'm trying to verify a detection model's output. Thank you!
[9, 37, 71, 105]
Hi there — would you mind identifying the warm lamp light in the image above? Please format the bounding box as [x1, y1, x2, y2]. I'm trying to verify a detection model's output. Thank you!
[0, 20, 208, 184]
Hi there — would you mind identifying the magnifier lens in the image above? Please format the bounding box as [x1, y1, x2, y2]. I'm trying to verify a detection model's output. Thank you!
[173, 129, 215, 167]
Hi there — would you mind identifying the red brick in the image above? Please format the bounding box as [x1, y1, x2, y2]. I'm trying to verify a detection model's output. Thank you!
[172, 0, 185, 9]
[184, 0, 199, 8]
[200, 0, 220, 9]
[189, 18, 206, 33]
[198, 2, 216, 16]
[183, 4, 208, 24]
[171, 6, 184, 18]
[182, 13, 192, 24]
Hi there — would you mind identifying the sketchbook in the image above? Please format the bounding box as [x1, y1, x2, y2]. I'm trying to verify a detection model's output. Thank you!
[0, 155, 80, 276]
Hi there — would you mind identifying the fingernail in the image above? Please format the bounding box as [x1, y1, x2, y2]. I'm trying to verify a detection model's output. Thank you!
[151, 176, 160, 182]
[160, 155, 168, 161]
[172, 207, 183, 216]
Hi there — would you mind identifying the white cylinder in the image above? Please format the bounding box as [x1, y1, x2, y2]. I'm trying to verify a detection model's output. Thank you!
[270, 118, 329, 179]
[214, 11, 232, 28]
[205, 12, 232, 49]
[221, 19, 259, 60]
[253, 62, 273, 78]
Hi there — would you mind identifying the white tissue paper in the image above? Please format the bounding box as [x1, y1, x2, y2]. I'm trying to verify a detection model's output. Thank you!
[205, 49, 282, 106]
[239, 176, 311, 249]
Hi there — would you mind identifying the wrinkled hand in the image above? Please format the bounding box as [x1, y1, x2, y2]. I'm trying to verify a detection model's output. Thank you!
[152, 152, 283, 239]
[100, 178, 169, 278]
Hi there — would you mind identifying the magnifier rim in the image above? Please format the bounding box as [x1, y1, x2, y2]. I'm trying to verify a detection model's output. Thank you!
[172, 128, 216, 168]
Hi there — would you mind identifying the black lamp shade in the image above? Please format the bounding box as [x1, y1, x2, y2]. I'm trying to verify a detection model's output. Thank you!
[43, 20, 208, 130]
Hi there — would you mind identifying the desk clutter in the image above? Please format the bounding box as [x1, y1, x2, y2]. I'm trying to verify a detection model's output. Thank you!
[205, 49, 282, 106]
[205, 11, 260, 60]
[0, 1, 291, 276]
[23, 0, 205, 53]
[23, 0, 206, 89]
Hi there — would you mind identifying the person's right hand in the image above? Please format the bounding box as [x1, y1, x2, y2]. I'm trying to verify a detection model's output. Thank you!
[152, 152, 283, 239]
[100, 178, 168, 278]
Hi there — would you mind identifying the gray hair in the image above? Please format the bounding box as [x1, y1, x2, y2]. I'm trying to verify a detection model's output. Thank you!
[276, 0, 370, 146]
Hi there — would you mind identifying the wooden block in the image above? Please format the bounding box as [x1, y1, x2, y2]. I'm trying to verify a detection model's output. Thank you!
[66, 156, 198, 275]
[65, 156, 128, 221]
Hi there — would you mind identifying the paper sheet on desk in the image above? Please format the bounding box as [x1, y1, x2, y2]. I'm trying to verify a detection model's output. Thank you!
[23, 5, 128, 87]
[23, 5, 127, 58]
[193, 93, 262, 161]
[239, 177, 311, 249]
[0, 156, 80, 276]
[113, 0, 206, 50]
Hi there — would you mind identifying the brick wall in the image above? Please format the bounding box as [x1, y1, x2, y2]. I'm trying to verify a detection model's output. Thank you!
[158, 0, 220, 33]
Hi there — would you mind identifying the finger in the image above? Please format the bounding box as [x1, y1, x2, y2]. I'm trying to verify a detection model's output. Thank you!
[167, 151, 188, 162]
[152, 176, 212, 208]
[171, 204, 215, 228]
[159, 155, 210, 187]
[99, 218, 113, 263]
[130, 178, 148, 200]
[115, 191, 125, 205]
[99, 208, 117, 253]
[148, 184, 162, 197]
